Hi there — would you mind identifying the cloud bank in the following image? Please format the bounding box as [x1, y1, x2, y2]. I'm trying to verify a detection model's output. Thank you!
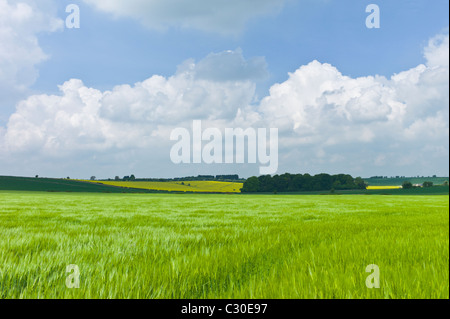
[0, 30, 448, 178]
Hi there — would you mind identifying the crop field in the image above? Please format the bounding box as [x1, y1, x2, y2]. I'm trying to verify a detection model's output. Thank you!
[366, 186, 402, 190]
[0, 191, 448, 299]
[83, 180, 243, 193]
[0, 176, 155, 193]
[365, 177, 448, 186]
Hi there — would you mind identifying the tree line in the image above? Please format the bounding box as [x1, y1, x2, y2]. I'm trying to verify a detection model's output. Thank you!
[241, 173, 367, 193]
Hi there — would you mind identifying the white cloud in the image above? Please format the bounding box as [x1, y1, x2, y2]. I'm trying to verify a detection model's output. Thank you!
[0, 33, 448, 178]
[100, 52, 260, 124]
[83, 0, 287, 34]
[0, 0, 63, 118]
[424, 32, 449, 68]
[1, 50, 260, 157]
[256, 32, 449, 175]
[259, 61, 406, 133]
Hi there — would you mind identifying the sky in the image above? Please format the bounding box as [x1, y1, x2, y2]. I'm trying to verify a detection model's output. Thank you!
[0, 0, 448, 179]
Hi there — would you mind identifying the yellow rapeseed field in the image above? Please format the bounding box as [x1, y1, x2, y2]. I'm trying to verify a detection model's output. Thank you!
[366, 186, 402, 190]
[82, 180, 243, 193]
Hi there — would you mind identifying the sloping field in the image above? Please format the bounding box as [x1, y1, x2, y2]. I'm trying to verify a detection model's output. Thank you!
[84, 180, 244, 193]
[0, 176, 154, 193]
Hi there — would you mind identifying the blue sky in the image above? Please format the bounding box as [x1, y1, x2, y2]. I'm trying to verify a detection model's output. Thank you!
[33, 0, 448, 93]
[0, 0, 449, 178]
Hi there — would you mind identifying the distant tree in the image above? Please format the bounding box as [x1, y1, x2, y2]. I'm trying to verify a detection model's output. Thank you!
[115, 176, 120, 181]
[130, 175, 136, 181]
[301, 174, 313, 191]
[423, 181, 434, 188]
[241, 177, 260, 193]
[443, 181, 449, 187]
[67, 177, 70, 180]
[355, 177, 367, 189]
[198, 175, 214, 180]
[216, 175, 239, 181]
[402, 181, 413, 189]
[35, 175, 39, 178]
[258, 175, 275, 192]
[332, 180, 341, 189]
[273, 174, 289, 192]
[123, 176, 130, 181]
[313, 173, 333, 191]
[90, 176, 96, 181]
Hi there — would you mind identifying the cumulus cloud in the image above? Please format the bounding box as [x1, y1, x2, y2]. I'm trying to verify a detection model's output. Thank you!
[0, 0, 63, 119]
[83, 0, 286, 34]
[0, 32, 448, 178]
[1, 50, 261, 159]
[424, 32, 449, 68]
[256, 32, 449, 175]
[100, 51, 264, 125]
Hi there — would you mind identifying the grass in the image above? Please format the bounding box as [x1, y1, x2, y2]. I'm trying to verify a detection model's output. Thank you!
[248, 186, 449, 196]
[83, 180, 243, 193]
[342, 186, 449, 195]
[0, 191, 448, 299]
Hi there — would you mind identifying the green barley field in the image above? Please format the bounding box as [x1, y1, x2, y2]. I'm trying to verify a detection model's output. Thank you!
[0, 191, 448, 299]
